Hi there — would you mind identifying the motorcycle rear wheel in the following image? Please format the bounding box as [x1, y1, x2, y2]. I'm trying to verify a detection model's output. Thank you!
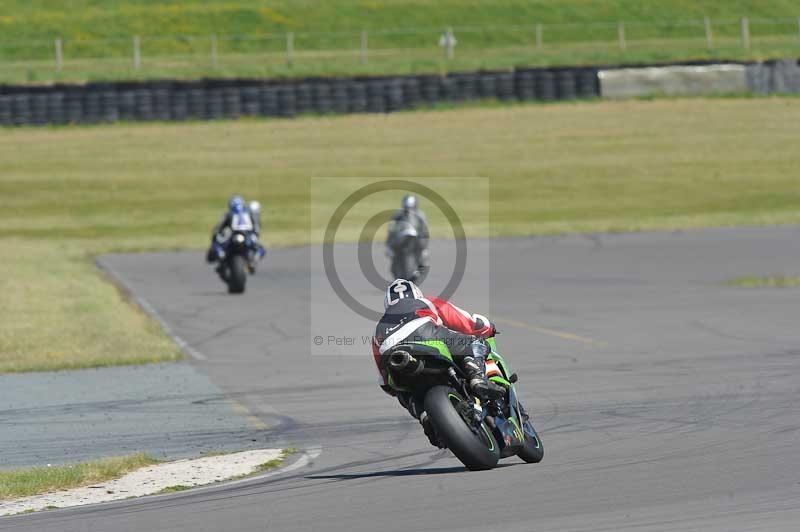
[424, 385, 500, 471]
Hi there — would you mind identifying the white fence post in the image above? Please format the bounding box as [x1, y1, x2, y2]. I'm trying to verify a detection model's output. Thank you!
[797, 17, 800, 41]
[286, 31, 294, 67]
[704, 16, 713, 49]
[446, 27, 455, 59]
[618, 21, 626, 51]
[741, 17, 750, 49]
[54, 38, 63, 72]
[210, 34, 218, 67]
[133, 35, 141, 70]
[360, 30, 368, 65]
[535, 23, 543, 49]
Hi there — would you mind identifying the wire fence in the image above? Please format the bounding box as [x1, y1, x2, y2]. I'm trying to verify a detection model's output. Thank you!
[1, 17, 799, 80]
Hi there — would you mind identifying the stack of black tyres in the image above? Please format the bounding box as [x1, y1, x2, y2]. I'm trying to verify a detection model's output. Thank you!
[496, 72, 515, 100]
[240, 85, 260, 116]
[222, 87, 240, 119]
[277, 85, 296, 117]
[259, 85, 278, 117]
[0, 66, 601, 126]
[347, 81, 367, 113]
[402, 78, 421, 109]
[536, 70, 557, 101]
[205, 88, 224, 120]
[331, 81, 349, 114]
[576, 68, 599, 98]
[419, 75, 441, 105]
[366, 79, 385, 113]
[101, 89, 119, 122]
[170, 86, 189, 121]
[65, 89, 84, 123]
[31, 92, 48, 126]
[135, 88, 154, 121]
[152, 84, 172, 121]
[478, 72, 497, 99]
[117, 88, 136, 121]
[439, 76, 458, 101]
[515, 70, 536, 101]
[555, 69, 577, 100]
[0, 94, 11, 126]
[47, 91, 66, 125]
[312, 81, 333, 114]
[455, 73, 476, 101]
[13, 93, 31, 126]
[295, 83, 312, 114]
[83, 88, 102, 123]
[188, 87, 206, 120]
[385, 78, 404, 112]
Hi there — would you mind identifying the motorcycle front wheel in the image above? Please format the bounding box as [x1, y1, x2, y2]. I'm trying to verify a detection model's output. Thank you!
[227, 254, 247, 294]
[517, 419, 544, 463]
[424, 385, 500, 471]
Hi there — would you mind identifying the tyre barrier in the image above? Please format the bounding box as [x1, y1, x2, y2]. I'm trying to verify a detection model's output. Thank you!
[347, 82, 367, 113]
[312, 82, 333, 114]
[0, 65, 605, 126]
[556, 69, 577, 101]
[276, 85, 296, 117]
[331, 82, 349, 114]
[536, 70, 557, 101]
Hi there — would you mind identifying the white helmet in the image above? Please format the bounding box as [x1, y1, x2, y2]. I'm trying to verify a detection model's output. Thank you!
[249, 200, 261, 213]
[384, 278, 424, 309]
[401, 194, 417, 211]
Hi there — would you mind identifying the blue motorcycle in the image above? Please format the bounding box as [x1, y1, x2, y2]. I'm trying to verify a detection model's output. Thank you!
[210, 230, 264, 294]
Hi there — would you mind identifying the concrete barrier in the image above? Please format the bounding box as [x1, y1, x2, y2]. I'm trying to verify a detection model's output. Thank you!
[598, 64, 748, 99]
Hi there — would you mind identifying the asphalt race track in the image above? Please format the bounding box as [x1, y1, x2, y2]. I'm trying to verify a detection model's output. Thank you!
[4, 227, 800, 531]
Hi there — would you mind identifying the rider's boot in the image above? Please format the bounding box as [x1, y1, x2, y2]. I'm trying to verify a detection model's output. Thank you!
[463, 342, 505, 400]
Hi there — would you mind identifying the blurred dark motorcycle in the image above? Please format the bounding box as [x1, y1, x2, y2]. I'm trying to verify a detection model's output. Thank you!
[387, 219, 428, 284]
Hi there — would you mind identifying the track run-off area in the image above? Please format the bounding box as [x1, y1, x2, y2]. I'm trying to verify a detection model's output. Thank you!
[3, 227, 799, 531]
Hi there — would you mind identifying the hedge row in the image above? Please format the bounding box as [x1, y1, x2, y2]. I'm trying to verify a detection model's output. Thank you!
[0, 67, 599, 126]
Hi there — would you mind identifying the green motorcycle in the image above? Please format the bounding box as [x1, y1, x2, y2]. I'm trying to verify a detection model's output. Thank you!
[383, 337, 543, 471]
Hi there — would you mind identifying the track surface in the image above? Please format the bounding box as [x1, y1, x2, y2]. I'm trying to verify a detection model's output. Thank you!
[4, 227, 800, 531]
[0, 363, 266, 468]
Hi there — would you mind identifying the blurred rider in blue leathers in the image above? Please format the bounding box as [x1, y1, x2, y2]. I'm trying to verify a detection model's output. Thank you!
[206, 195, 266, 272]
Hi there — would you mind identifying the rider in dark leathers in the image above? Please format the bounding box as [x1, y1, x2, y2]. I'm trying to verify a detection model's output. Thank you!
[387, 194, 430, 281]
[371, 279, 503, 447]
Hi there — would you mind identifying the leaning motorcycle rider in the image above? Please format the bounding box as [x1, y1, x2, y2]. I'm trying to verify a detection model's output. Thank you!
[386, 194, 430, 281]
[371, 278, 504, 447]
[206, 195, 266, 272]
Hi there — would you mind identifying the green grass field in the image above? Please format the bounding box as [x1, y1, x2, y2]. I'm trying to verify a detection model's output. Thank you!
[0, 453, 158, 501]
[1, 97, 800, 373]
[1, 1, 799, 82]
[726, 275, 800, 287]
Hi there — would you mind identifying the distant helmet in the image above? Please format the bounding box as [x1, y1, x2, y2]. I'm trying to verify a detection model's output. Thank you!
[249, 200, 261, 214]
[228, 195, 245, 214]
[384, 278, 424, 309]
[401, 194, 417, 211]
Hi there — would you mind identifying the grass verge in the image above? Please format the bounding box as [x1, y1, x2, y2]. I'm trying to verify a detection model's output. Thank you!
[253, 448, 297, 474]
[0, 453, 159, 501]
[1, 98, 799, 372]
[726, 275, 800, 287]
[3, 1, 800, 83]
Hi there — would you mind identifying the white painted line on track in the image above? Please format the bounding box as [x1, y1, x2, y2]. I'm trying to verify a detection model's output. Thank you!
[96, 257, 207, 361]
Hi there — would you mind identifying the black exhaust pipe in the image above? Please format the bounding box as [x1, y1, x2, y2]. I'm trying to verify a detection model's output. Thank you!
[388, 350, 424, 375]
